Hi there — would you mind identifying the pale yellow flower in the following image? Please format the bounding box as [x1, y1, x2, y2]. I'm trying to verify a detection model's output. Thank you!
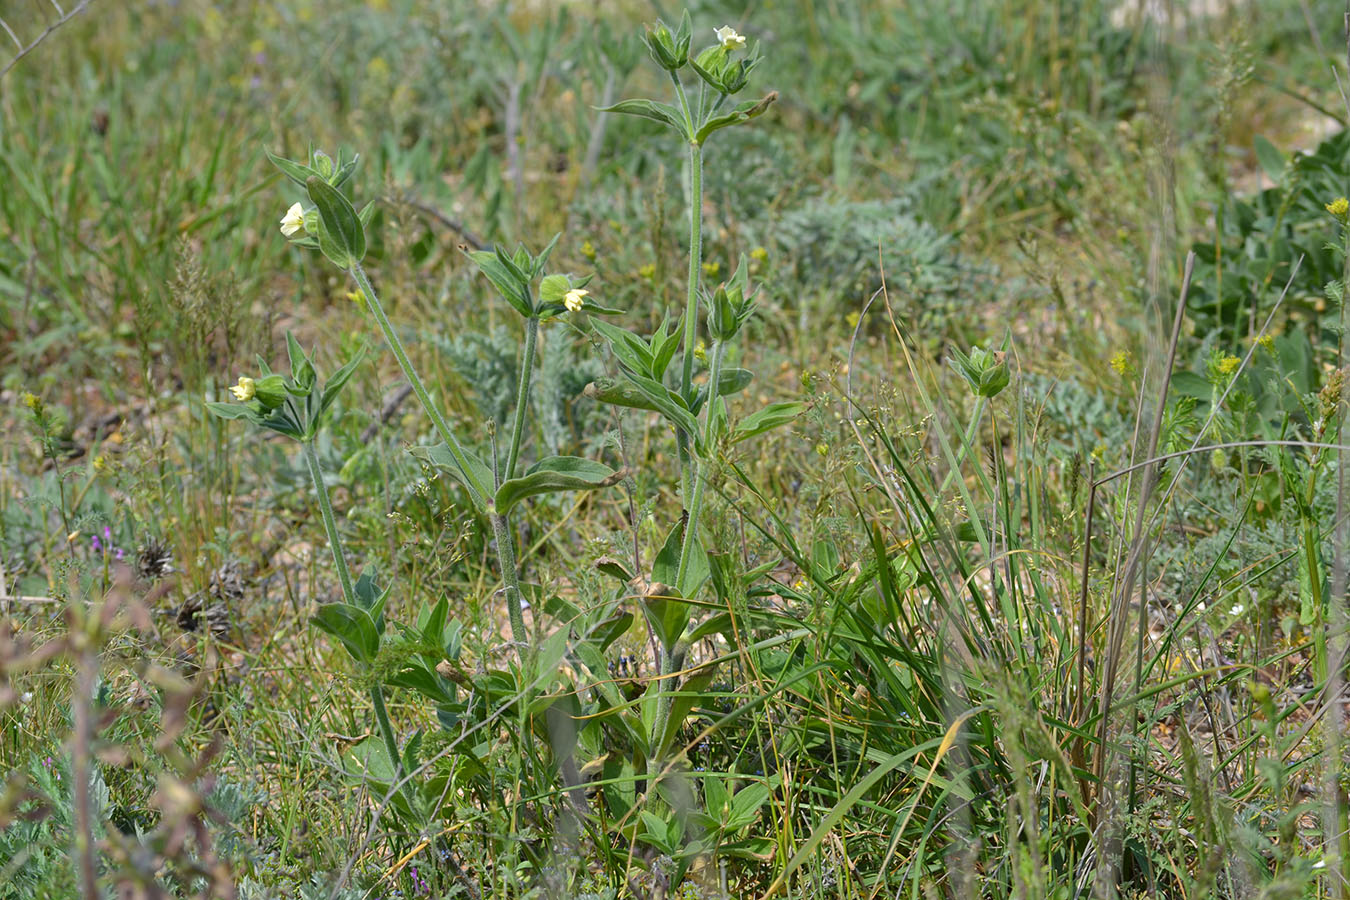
[564, 288, 589, 312]
[715, 25, 746, 49]
[280, 202, 306, 236]
[230, 376, 256, 402]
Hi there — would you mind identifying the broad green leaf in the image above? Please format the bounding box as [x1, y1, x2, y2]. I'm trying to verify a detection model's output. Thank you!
[650, 318, 680, 380]
[694, 93, 776, 145]
[599, 98, 689, 137]
[351, 568, 389, 630]
[265, 148, 318, 187]
[593, 319, 655, 377]
[409, 442, 493, 511]
[730, 401, 806, 443]
[538, 273, 572, 303]
[653, 669, 715, 758]
[318, 347, 367, 420]
[586, 374, 698, 437]
[313, 602, 381, 664]
[205, 401, 253, 421]
[727, 781, 771, 829]
[694, 367, 753, 411]
[468, 250, 532, 317]
[493, 455, 624, 515]
[1253, 135, 1285, 182]
[306, 176, 366, 267]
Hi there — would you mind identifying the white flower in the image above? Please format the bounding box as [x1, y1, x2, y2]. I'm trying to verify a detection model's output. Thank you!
[280, 202, 306, 236]
[564, 288, 588, 312]
[229, 376, 256, 402]
[19, 692, 32, 704]
[715, 25, 745, 49]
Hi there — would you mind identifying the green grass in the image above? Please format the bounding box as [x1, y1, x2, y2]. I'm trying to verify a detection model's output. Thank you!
[2, 0, 1350, 897]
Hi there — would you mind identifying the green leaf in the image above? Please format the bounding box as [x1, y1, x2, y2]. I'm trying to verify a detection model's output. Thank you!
[538, 273, 572, 303]
[305, 176, 366, 267]
[694, 93, 776, 145]
[694, 367, 753, 412]
[319, 347, 366, 420]
[599, 98, 689, 137]
[588, 610, 634, 652]
[205, 401, 255, 422]
[358, 199, 378, 229]
[532, 232, 562, 276]
[650, 319, 680, 380]
[586, 375, 698, 437]
[313, 602, 381, 664]
[468, 250, 532, 318]
[595, 556, 634, 582]
[409, 442, 494, 512]
[653, 669, 715, 758]
[493, 455, 625, 515]
[593, 320, 655, 377]
[727, 781, 771, 830]
[730, 401, 806, 443]
[1253, 135, 1285, 182]
[265, 148, 318, 187]
[351, 568, 389, 629]
[332, 152, 361, 189]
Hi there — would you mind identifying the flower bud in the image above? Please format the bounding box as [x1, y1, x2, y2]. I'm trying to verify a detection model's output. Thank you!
[253, 374, 288, 410]
[643, 20, 688, 71]
[312, 150, 334, 180]
[949, 346, 1010, 399]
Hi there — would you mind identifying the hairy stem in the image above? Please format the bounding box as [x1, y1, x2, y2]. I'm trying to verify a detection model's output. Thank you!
[350, 263, 529, 661]
[505, 316, 539, 482]
[304, 439, 402, 774]
[350, 263, 489, 505]
[492, 511, 528, 648]
[675, 339, 724, 593]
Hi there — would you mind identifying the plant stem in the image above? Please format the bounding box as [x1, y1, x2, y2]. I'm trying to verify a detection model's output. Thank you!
[675, 139, 705, 524]
[351, 262, 530, 660]
[675, 339, 724, 593]
[679, 141, 703, 405]
[492, 510, 528, 648]
[650, 643, 676, 767]
[303, 439, 402, 774]
[349, 263, 489, 506]
[505, 316, 539, 482]
[304, 439, 355, 604]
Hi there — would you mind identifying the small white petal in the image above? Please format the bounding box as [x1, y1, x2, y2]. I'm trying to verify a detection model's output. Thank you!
[280, 202, 306, 236]
[715, 26, 746, 49]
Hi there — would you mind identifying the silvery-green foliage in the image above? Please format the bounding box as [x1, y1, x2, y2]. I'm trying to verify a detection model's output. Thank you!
[771, 196, 987, 330]
[532, 337, 606, 455]
[437, 325, 519, 428]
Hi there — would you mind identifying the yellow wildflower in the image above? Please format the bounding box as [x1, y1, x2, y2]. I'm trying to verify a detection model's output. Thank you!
[638, 263, 656, 280]
[230, 376, 256, 402]
[1109, 350, 1132, 376]
[1327, 197, 1349, 218]
[581, 240, 597, 262]
[702, 260, 720, 278]
[750, 246, 769, 263]
[564, 288, 589, 312]
[1217, 355, 1240, 376]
